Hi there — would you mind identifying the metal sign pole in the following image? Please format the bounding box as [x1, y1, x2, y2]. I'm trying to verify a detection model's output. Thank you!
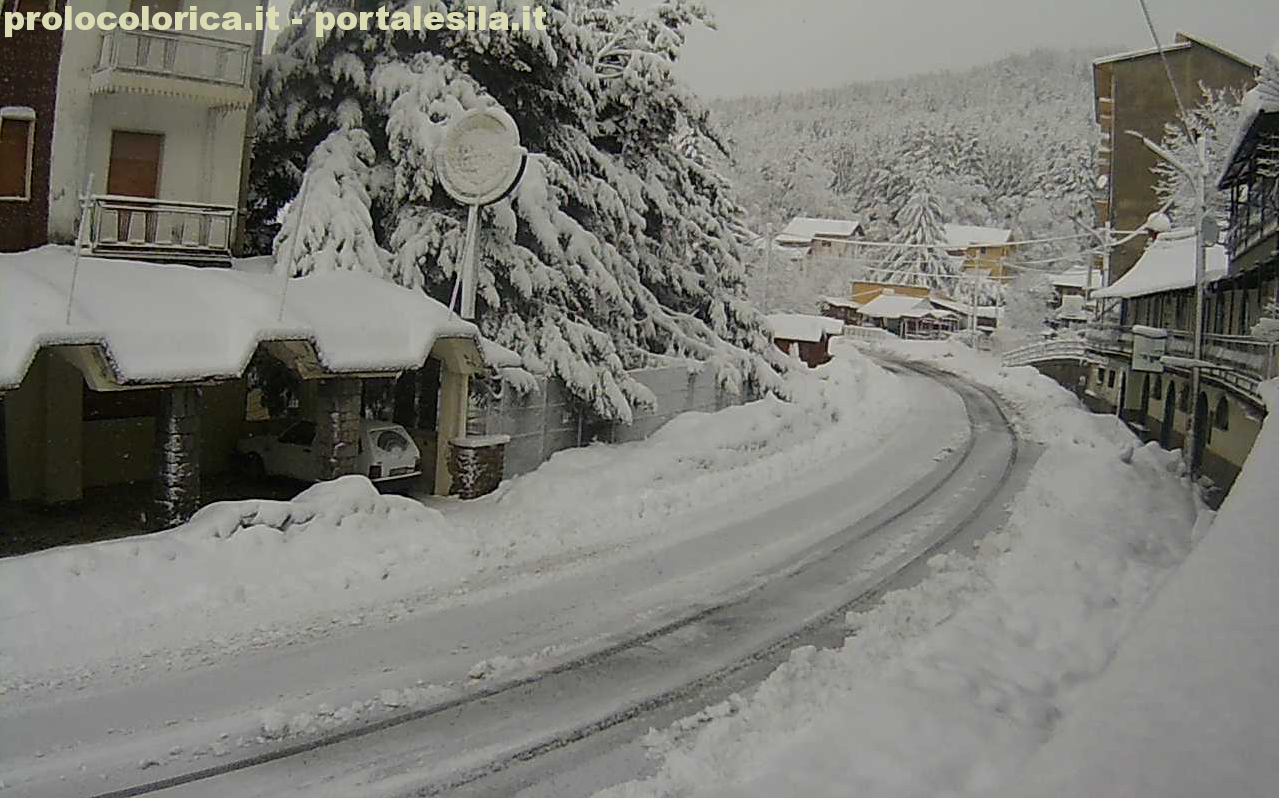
[65, 172, 94, 325]
[460, 204, 481, 320]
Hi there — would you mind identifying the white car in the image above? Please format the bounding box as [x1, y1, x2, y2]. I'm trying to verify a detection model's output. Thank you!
[236, 419, 422, 484]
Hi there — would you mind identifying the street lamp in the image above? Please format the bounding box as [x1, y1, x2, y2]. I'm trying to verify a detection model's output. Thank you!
[1127, 129, 1212, 473]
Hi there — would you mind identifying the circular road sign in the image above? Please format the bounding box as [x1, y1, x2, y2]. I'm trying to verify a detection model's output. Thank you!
[436, 107, 526, 207]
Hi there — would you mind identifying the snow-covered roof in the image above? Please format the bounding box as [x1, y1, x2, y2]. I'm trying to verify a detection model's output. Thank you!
[1218, 79, 1279, 187]
[1092, 233, 1229, 299]
[764, 313, 845, 342]
[1092, 40, 1192, 66]
[820, 296, 862, 310]
[776, 217, 863, 245]
[943, 224, 1013, 249]
[0, 246, 494, 391]
[1050, 266, 1106, 290]
[858, 293, 934, 320]
[928, 296, 1004, 320]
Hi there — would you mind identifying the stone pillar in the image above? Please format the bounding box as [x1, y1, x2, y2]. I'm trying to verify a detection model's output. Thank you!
[154, 386, 201, 527]
[433, 369, 469, 496]
[448, 434, 510, 499]
[315, 378, 362, 481]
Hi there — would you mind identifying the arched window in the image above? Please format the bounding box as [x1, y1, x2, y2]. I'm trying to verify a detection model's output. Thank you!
[1215, 396, 1230, 431]
[1153, 377, 1163, 400]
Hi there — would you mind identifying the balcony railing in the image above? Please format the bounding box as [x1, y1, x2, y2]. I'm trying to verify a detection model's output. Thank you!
[86, 195, 235, 262]
[1085, 322, 1278, 405]
[92, 31, 253, 104]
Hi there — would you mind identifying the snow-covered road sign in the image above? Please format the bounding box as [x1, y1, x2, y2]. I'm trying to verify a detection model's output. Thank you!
[436, 108, 527, 320]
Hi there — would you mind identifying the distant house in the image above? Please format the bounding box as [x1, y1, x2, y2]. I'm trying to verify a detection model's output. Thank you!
[819, 296, 862, 325]
[854, 291, 959, 339]
[943, 224, 1014, 278]
[1049, 266, 1106, 304]
[928, 296, 1003, 334]
[765, 314, 845, 367]
[849, 279, 930, 306]
[775, 216, 865, 259]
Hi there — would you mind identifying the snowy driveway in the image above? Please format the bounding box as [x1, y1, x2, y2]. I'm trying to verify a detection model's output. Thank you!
[0, 357, 994, 797]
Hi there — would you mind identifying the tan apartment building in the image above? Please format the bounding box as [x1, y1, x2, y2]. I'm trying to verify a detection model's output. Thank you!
[1084, 72, 1277, 494]
[1092, 33, 1256, 285]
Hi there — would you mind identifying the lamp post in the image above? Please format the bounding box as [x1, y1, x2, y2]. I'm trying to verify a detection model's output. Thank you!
[1127, 130, 1211, 473]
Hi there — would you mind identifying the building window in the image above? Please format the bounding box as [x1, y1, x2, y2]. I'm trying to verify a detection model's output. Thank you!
[1214, 396, 1230, 431]
[1179, 385, 1191, 413]
[0, 107, 35, 201]
[1096, 367, 1105, 384]
[1107, 370, 1116, 389]
[1152, 377, 1163, 400]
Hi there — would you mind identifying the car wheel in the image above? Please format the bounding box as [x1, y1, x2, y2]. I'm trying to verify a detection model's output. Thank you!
[244, 453, 266, 481]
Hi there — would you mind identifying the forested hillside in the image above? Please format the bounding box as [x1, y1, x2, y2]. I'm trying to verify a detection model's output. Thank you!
[713, 49, 1106, 253]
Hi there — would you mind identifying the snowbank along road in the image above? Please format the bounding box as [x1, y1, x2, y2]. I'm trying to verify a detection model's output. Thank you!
[0, 358, 1027, 798]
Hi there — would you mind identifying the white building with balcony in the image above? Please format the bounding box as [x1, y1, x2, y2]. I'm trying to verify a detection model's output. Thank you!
[47, 0, 261, 262]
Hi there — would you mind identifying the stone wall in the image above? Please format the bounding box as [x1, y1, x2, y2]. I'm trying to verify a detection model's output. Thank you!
[314, 378, 361, 481]
[154, 386, 201, 526]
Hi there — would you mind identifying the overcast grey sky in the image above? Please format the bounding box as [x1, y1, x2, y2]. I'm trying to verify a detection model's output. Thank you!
[634, 0, 1277, 98]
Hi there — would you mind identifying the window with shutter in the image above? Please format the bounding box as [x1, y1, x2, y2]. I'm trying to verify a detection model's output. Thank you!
[0, 112, 34, 200]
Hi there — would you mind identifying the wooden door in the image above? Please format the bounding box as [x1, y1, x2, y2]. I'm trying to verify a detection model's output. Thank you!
[107, 131, 162, 198]
[107, 131, 162, 242]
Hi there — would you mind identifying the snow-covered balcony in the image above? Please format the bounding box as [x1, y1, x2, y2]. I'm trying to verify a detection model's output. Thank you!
[85, 195, 236, 263]
[1166, 330, 1279, 404]
[90, 30, 254, 108]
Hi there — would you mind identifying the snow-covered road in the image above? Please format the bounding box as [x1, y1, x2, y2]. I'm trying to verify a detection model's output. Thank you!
[0, 359, 1020, 798]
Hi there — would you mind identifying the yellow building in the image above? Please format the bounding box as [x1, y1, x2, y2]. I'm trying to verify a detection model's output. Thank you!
[943, 224, 1014, 278]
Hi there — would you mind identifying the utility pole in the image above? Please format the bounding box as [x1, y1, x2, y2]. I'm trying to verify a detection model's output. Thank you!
[1186, 135, 1208, 474]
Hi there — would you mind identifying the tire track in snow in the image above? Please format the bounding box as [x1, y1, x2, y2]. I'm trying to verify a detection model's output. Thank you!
[85, 359, 1018, 798]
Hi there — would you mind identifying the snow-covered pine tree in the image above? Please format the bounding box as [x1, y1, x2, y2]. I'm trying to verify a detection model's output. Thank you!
[274, 127, 393, 279]
[879, 181, 958, 291]
[250, 0, 787, 423]
[1153, 85, 1243, 227]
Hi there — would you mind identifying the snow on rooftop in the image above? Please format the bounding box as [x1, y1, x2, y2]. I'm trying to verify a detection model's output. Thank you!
[0, 246, 488, 390]
[1049, 266, 1106, 289]
[820, 296, 863, 310]
[943, 224, 1013, 249]
[1092, 233, 1228, 299]
[1092, 40, 1192, 66]
[776, 217, 863, 245]
[929, 295, 1004, 320]
[858, 293, 935, 320]
[764, 313, 845, 343]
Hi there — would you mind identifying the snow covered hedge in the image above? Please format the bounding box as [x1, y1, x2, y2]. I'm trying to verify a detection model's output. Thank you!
[251, 0, 788, 423]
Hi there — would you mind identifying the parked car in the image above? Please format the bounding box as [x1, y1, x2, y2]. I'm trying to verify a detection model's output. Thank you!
[235, 419, 422, 484]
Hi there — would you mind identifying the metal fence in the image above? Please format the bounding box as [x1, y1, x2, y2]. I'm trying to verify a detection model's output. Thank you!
[473, 365, 736, 478]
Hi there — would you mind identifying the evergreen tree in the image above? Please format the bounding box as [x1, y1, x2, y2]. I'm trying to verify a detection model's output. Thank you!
[250, 0, 787, 423]
[880, 182, 957, 290]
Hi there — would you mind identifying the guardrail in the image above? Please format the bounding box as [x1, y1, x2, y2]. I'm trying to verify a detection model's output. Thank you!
[87, 195, 236, 261]
[1081, 322, 1278, 406]
[96, 30, 252, 88]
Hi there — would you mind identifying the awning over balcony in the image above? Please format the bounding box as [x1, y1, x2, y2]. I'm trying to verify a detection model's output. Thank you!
[1093, 233, 1229, 299]
[0, 246, 515, 391]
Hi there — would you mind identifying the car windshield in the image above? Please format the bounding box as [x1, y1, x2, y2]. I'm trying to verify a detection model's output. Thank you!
[279, 421, 317, 446]
[375, 429, 409, 452]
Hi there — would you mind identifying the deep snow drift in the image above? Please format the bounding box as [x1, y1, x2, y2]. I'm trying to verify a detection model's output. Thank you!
[1002, 381, 1277, 798]
[0, 349, 907, 690]
[598, 339, 1244, 798]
